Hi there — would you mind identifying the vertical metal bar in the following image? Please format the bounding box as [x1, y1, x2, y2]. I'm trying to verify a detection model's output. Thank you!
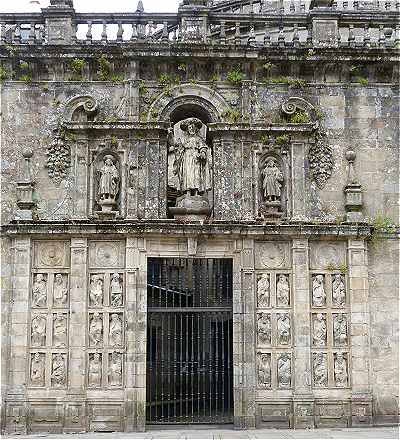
[161, 312, 164, 422]
[185, 311, 189, 422]
[215, 313, 219, 420]
[180, 312, 183, 422]
[221, 311, 225, 421]
[173, 310, 177, 422]
[197, 311, 201, 421]
[191, 312, 194, 421]
[209, 313, 212, 421]
[166, 311, 170, 422]
[202, 312, 207, 421]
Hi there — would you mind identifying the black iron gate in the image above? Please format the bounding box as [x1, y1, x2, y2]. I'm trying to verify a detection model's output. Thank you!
[146, 258, 233, 424]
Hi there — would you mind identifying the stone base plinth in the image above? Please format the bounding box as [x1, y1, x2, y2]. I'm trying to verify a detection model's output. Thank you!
[169, 193, 211, 222]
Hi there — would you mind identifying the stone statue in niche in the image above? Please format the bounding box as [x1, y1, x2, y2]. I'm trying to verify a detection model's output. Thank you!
[53, 312, 67, 347]
[31, 315, 46, 347]
[31, 353, 45, 386]
[51, 353, 66, 387]
[277, 313, 291, 345]
[313, 313, 327, 346]
[312, 275, 326, 307]
[257, 313, 271, 345]
[109, 313, 123, 346]
[276, 274, 290, 306]
[168, 118, 212, 220]
[53, 273, 68, 307]
[257, 274, 270, 308]
[109, 352, 122, 387]
[334, 353, 348, 387]
[96, 155, 120, 217]
[313, 352, 328, 387]
[332, 274, 346, 307]
[260, 158, 284, 219]
[257, 352, 271, 387]
[333, 314, 348, 346]
[277, 353, 291, 387]
[88, 353, 102, 387]
[89, 313, 103, 346]
[32, 274, 47, 307]
[89, 275, 103, 307]
[110, 273, 123, 307]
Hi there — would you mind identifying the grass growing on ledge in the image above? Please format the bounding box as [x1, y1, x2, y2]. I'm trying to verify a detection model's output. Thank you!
[223, 109, 241, 123]
[0, 66, 8, 82]
[227, 68, 245, 86]
[275, 134, 290, 145]
[69, 58, 86, 80]
[368, 215, 397, 244]
[289, 110, 310, 124]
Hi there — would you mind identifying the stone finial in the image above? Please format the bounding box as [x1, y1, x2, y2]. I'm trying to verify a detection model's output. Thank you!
[50, 0, 74, 6]
[345, 149, 358, 184]
[343, 149, 364, 223]
[136, 0, 144, 13]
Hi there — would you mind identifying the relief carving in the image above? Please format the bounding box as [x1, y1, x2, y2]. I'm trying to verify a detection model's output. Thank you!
[89, 312, 103, 346]
[257, 274, 270, 308]
[31, 315, 46, 347]
[88, 353, 102, 387]
[109, 313, 123, 346]
[257, 352, 271, 388]
[277, 353, 291, 388]
[332, 274, 346, 307]
[53, 313, 67, 347]
[108, 352, 123, 387]
[276, 274, 290, 306]
[30, 353, 45, 386]
[89, 274, 104, 307]
[257, 313, 271, 345]
[51, 353, 66, 387]
[313, 352, 328, 387]
[312, 275, 326, 307]
[32, 274, 47, 308]
[110, 273, 123, 307]
[333, 314, 348, 346]
[53, 274, 68, 307]
[277, 313, 291, 345]
[37, 242, 66, 267]
[313, 313, 327, 346]
[96, 155, 120, 214]
[334, 353, 348, 387]
[91, 242, 121, 268]
[256, 242, 286, 269]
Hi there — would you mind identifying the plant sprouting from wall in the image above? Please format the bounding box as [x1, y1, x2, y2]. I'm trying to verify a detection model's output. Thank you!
[96, 55, 123, 82]
[288, 110, 310, 124]
[69, 58, 86, 81]
[227, 68, 245, 86]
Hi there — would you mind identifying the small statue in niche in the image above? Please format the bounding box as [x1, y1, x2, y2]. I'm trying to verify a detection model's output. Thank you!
[276, 274, 290, 306]
[312, 274, 326, 307]
[53, 273, 68, 307]
[109, 313, 123, 346]
[88, 353, 102, 387]
[262, 158, 284, 202]
[32, 274, 47, 307]
[96, 155, 120, 214]
[89, 275, 103, 307]
[109, 352, 122, 387]
[313, 313, 327, 346]
[257, 352, 271, 387]
[53, 312, 67, 347]
[277, 353, 291, 387]
[332, 274, 346, 307]
[313, 352, 328, 387]
[31, 353, 45, 386]
[89, 312, 103, 346]
[334, 353, 348, 387]
[333, 314, 348, 346]
[257, 313, 271, 345]
[31, 315, 46, 347]
[257, 274, 270, 308]
[110, 273, 123, 307]
[277, 313, 291, 345]
[51, 353, 66, 387]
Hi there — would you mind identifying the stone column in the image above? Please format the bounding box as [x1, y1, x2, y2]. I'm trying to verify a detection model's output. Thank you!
[348, 239, 372, 426]
[65, 238, 88, 432]
[292, 238, 314, 428]
[5, 237, 31, 434]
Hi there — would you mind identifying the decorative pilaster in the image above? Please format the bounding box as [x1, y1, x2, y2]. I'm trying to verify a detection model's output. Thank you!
[15, 149, 36, 221]
[292, 238, 314, 428]
[344, 150, 364, 223]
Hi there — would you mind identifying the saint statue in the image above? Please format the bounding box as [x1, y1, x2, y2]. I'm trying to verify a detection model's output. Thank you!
[109, 314, 123, 346]
[51, 354, 66, 387]
[88, 353, 102, 387]
[53, 273, 68, 306]
[262, 159, 283, 202]
[277, 354, 291, 387]
[313, 352, 328, 387]
[257, 313, 271, 345]
[89, 275, 103, 307]
[277, 313, 291, 345]
[109, 352, 122, 387]
[168, 118, 212, 196]
[313, 313, 327, 346]
[32, 274, 47, 307]
[53, 313, 67, 347]
[333, 314, 348, 346]
[257, 274, 270, 308]
[31, 315, 46, 347]
[110, 273, 123, 307]
[312, 274, 326, 307]
[97, 155, 120, 202]
[334, 353, 348, 387]
[332, 274, 346, 307]
[257, 353, 271, 387]
[276, 274, 290, 306]
[31, 353, 45, 386]
[89, 312, 103, 346]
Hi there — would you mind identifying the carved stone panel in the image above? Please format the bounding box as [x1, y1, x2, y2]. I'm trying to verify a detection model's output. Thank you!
[276, 274, 291, 307]
[277, 313, 291, 346]
[89, 312, 103, 347]
[32, 274, 48, 308]
[51, 353, 67, 388]
[257, 352, 271, 388]
[108, 351, 123, 387]
[52, 273, 69, 307]
[312, 274, 327, 307]
[257, 274, 270, 308]
[88, 241, 125, 269]
[255, 241, 290, 270]
[334, 352, 348, 387]
[313, 352, 328, 387]
[309, 241, 346, 271]
[88, 352, 102, 388]
[30, 352, 45, 387]
[34, 241, 70, 269]
[257, 313, 271, 346]
[52, 313, 68, 347]
[277, 353, 291, 388]
[312, 313, 327, 346]
[333, 314, 348, 346]
[31, 315, 46, 347]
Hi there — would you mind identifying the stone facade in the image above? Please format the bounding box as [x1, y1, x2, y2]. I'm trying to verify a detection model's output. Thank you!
[1, 0, 399, 434]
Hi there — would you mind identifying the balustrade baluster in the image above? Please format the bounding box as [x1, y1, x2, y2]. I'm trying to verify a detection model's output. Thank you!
[385, 1, 391, 9]
[131, 23, 138, 42]
[293, 23, 300, 47]
[86, 21, 92, 44]
[396, 1, 400, 11]
[278, 24, 285, 47]
[300, 1, 306, 12]
[337, 23, 342, 46]
[248, 22, 255, 46]
[343, 1, 348, 9]
[378, 24, 385, 47]
[117, 21, 123, 42]
[306, 22, 312, 46]
[280, 0, 285, 14]
[71, 22, 77, 44]
[14, 24, 21, 44]
[235, 22, 241, 45]
[363, 23, 370, 47]
[29, 22, 35, 44]
[101, 20, 108, 42]
[147, 21, 154, 41]
[354, 1, 359, 9]
[162, 21, 169, 42]
[0, 22, 4, 45]
[263, 22, 270, 46]
[348, 24, 355, 47]
[220, 21, 226, 45]
[394, 24, 400, 47]
[332, 1, 338, 9]
[290, 0, 296, 12]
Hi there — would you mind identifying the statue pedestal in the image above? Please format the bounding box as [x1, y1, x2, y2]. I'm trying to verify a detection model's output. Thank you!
[259, 200, 283, 220]
[96, 198, 118, 220]
[169, 193, 211, 222]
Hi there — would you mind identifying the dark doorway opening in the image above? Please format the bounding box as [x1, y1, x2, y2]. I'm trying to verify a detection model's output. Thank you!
[146, 258, 233, 424]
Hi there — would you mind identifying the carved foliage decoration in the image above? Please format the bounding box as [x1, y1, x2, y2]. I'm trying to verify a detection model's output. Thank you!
[46, 131, 71, 186]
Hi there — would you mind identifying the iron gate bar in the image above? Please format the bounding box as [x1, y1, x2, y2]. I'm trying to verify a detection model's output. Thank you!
[146, 257, 233, 424]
